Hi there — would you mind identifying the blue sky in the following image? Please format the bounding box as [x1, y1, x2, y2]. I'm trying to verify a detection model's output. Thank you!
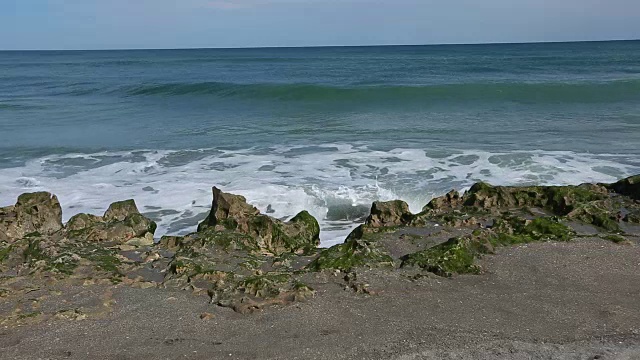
[1, 0, 639, 49]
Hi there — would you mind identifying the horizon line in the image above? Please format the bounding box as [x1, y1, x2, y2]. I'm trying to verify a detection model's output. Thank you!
[1, 38, 639, 52]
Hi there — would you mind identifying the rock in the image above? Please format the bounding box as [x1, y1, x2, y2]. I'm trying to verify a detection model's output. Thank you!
[0, 192, 63, 242]
[422, 190, 463, 212]
[462, 182, 607, 215]
[307, 236, 394, 272]
[567, 203, 620, 232]
[65, 200, 156, 244]
[196, 187, 320, 255]
[401, 236, 486, 277]
[625, 213, 640, 224]
[200, 312, 215, 320]
[103, 200, 140, 222]
[66, 213, 102, 231]
[54, 309, 87, 321]
[365, 200, 413, 228]
[197, 187, 260, 233]
[158, 236, 184, 251]
[125, 232, 155, 247]
[606, 174, 640, 200]
[401, 215, 574, 277]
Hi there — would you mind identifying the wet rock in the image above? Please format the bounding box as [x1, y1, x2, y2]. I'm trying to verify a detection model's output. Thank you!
[365, 200, 413, 228]
[0, 192, 63, 242]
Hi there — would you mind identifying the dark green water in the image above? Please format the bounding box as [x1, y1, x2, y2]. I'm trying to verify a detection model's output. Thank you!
[1, 41, 639, 245]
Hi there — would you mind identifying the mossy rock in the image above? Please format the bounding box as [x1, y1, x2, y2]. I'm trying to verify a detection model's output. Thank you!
[463, 182, 607, 215]
[238, 273, 292, 298]
[0, 242, 13, 263]
[66, 213, 102, 232]
[65, 212, 157, 244]
[401, 237, 487, 277]
[196, 187, 320, 255]
[606, 174, 640, 200]
[600, 234, 629, 244]
[22, 239, 79, 275]
[567, 204, 620, 232]
[365, 200, 413, 228]
[489, 217, 575, 246]
[402, 216, 574, 277]
[422, 190, 463, 213]
[289, 211, 320, 242]
[223, 213, 319, 255]
[103, 199, 140, 222]
[19, 238, 124, 278]
[0, 192, 63, 241]
[490, 216, 574, 245]
[169, 256, 220, 277]
[625, 212, 640, 224]
[307, 238, 394, 272]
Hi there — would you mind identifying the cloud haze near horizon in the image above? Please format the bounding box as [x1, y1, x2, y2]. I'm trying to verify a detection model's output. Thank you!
[1, 0, 639, 49]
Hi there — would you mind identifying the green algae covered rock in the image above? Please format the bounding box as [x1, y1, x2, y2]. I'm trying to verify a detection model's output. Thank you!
[65, 200, 156, 244]
[307, 237, 394, 272]
[489, 216, 574, 245]
[461, 182, 607, 215]
[402, 216, 574, 277]
[567, 203, 620, 232]
[401, 236, 486, 277]
[196, 187, 320, 255]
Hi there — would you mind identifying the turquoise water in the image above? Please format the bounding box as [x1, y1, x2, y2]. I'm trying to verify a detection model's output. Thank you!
[1, 41, 639, 245]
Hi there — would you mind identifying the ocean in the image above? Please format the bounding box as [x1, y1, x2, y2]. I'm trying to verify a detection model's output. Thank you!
[1, 41, 639, 246]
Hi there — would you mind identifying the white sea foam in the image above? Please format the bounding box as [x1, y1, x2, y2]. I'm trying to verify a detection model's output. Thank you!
[0, 144, 638, 247]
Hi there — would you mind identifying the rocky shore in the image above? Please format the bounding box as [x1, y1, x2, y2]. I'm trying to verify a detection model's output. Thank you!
[1, 175, 640, 359]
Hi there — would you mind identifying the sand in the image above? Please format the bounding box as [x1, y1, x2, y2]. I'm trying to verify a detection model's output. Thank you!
[2, 237, 639, 360]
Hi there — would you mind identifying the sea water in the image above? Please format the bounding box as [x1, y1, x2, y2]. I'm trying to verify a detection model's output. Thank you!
[1, 41, 639, 246]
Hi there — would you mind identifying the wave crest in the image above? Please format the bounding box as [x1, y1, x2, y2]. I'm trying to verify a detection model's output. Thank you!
[122, 80, 640, 104]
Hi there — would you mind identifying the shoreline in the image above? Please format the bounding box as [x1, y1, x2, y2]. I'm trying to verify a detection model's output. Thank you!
[3, 145, 638, 248]
[1, 174, 639, 358]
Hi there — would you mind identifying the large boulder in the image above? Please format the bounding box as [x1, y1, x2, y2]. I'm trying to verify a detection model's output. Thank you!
[196, 187, 320, 255]
[65, 200, 156, 244]
[365, 200, 413, 228]
[0, 192, 63, 242]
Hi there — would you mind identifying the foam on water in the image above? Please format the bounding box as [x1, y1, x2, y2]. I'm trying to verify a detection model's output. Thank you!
[1, 144, 638, 247]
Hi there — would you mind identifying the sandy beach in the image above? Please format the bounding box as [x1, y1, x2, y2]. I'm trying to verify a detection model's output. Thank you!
[2, 237, 640, 360]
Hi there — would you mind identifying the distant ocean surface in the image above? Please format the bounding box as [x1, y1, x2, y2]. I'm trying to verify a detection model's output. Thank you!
[1, 41, 640, 246]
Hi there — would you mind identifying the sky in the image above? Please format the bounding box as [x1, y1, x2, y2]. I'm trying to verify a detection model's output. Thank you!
[1, 0, 640, 50]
